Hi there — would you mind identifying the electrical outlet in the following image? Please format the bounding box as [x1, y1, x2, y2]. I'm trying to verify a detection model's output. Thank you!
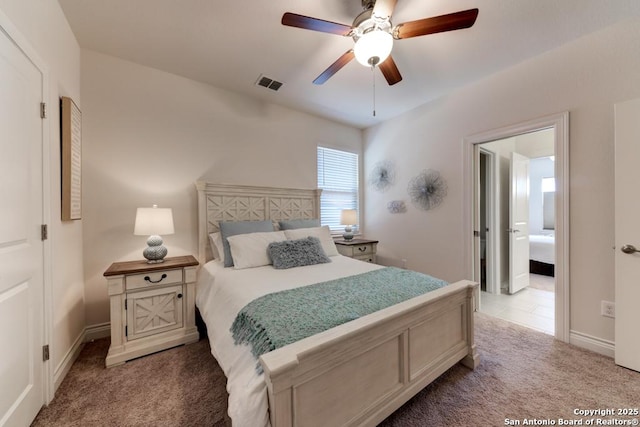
[601, 301, 615, 318]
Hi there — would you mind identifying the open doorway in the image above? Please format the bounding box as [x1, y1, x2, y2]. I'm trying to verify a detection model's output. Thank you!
[477, 129, 555, 334]
[464, 112, 569, 342]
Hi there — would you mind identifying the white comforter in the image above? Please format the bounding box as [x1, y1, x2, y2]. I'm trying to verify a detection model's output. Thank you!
[529, 234, 555, 265]
[195, 255, 383, 427]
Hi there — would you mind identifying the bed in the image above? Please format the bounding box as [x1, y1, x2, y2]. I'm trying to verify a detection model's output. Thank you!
[195, 181, 479, 427]
[529, 234, 555, 277]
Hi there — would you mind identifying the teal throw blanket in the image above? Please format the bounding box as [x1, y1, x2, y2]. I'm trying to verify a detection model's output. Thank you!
[230, 267, 447, 364]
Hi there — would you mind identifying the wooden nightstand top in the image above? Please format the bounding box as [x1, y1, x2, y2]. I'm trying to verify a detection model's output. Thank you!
[104, 255, 199, 277]
[334, 238, 379, 246]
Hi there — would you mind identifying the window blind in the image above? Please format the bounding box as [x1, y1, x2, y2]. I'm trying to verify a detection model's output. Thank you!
[317, 146, 359, 232]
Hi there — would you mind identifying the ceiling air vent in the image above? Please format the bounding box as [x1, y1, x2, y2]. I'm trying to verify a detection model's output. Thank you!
[256, 75, 284, 92]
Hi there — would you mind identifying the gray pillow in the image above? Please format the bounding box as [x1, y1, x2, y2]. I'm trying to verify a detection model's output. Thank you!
[219, 220, 274, 267]
[268, 236, 332, 269]
[278, 219, 321, 230]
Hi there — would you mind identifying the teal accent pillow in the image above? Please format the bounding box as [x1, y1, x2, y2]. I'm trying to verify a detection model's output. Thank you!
[278, 219, 320, 230]
[268, 236, 331, 269]
[219, 220, 274, 267]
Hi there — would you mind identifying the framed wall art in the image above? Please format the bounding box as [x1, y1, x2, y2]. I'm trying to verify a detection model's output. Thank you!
[61, 96, 82, 220]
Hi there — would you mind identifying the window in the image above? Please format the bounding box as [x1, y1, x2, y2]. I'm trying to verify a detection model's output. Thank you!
[541, 177, 556, 193]
[317, 146, 359, 232]
[542, 177, 555, 230]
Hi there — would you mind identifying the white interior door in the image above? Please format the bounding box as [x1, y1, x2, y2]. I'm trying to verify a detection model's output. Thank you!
[509, 152, 530, 294]
[614, 98, 640, 373]
[473, 145, 481, 291]
[0, 20, 46, 426]
[478, 148, 499, 295]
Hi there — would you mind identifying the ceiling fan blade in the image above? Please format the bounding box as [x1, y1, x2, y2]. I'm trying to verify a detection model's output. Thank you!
[313, 50, 355, 85]
[282, 12, 352, 36]
[394, 9, 479, 39]
[372, 0, 398, 20]
[379, 55, 402, 86]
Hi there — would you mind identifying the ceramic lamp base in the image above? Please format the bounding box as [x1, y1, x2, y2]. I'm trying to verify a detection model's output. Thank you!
[342, 226, 354, 241]
[143, 235, 168, 263]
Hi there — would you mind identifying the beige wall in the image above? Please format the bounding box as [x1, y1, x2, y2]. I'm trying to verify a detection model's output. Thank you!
[81, 50, 363, 326]
[0, 0, 84, 383]
[363, 17, 640, 347]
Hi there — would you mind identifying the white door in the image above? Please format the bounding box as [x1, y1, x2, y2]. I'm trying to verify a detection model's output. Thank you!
[509, 152, 530, 294]
[472, 145, 481, 293]
[0, 19, 46, 426]
[482, 148, 499, 295]
[614, 98, 640, 372]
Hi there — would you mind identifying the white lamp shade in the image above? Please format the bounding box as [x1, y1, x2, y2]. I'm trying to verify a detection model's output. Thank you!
[340, 209, 358, 225]
[354, 31, 393, 67]
[134, 206, 175, 236]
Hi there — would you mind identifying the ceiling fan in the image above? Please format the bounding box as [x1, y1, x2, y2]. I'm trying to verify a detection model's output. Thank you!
[282, 0, 479, 86]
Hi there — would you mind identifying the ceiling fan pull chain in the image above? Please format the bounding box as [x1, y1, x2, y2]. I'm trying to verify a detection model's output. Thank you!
[372, 64, 376, 117]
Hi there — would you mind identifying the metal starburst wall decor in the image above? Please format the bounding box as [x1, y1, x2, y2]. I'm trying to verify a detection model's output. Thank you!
[407, 169, 448, 211]
[387, 200, 406, 214]
[368, 160, 396, 192]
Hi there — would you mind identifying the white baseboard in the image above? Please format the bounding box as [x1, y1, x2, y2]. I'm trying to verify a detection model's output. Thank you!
[53, 330, 85, 392]
[569, 330, 615, 358]
[52, 323, 110, 393]
[84, 322, 111, 342]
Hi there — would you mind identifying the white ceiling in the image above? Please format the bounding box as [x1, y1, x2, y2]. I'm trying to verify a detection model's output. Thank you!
[58, 0, 640, 129]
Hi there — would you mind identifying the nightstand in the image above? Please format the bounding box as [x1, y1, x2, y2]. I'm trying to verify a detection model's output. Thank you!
[334, 238, 378, 263]
[103, 255, 199, 367]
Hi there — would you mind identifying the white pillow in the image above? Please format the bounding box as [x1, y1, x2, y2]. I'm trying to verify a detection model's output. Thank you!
[208, 232, 225, 262]
[283, 226, 339, 257]
[227, 231, 287, 269]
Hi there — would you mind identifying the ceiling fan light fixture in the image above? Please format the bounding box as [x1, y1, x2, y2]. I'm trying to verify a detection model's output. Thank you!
[354, 30, 393, 67]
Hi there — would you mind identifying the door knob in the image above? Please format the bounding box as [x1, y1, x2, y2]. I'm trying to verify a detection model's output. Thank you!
[621, 244, 640, 254]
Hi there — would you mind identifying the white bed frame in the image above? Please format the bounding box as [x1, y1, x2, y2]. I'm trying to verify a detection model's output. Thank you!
[196, 181, 479, 427]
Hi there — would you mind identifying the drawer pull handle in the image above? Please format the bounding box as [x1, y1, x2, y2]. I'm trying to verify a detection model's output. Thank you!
[144, 273, 167, 284]
[177, 293, 183, 299]
[358, 246, 367, 252]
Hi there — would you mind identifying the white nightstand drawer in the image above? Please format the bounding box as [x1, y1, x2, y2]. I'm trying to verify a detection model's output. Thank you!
[126, 268, 183, 291]
[334, 239, 378, 263]
[351, 244, 374, 255]
[336, 243, 376, 257]
[353, 254, 376, 263]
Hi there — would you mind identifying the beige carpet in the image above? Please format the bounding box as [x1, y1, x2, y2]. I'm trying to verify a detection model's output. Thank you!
[33, 313, 640, 426]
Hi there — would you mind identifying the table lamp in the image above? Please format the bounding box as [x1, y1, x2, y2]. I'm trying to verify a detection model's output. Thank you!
[134, 205, 175, 263]
[340, 209, 357, 241]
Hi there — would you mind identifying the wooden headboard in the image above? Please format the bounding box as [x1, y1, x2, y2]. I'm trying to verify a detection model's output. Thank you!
[196, 182, 322, 263]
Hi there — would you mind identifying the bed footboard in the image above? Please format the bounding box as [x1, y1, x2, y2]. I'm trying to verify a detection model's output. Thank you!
[260, 280, 479, 427]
